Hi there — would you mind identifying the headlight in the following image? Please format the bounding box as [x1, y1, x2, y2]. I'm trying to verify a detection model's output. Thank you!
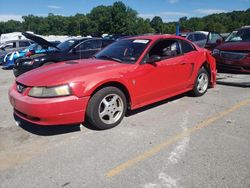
[212, 49, 220, 55]
[28, 85, 71, 98]
[23, 61, 34, 66]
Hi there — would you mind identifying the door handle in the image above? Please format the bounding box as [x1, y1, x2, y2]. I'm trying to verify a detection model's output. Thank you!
[181, 62, 187, 65]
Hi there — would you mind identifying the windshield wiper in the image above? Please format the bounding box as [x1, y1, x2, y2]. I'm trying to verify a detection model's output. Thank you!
[96, 55, 122, 63]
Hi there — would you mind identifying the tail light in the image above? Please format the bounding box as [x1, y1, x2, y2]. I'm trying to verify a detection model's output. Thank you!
[25, 51, 34, 57]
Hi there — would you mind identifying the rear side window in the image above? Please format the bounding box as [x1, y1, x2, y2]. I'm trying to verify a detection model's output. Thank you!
[19, 41, 30, 47]
[195, 34, 207, 41]
[187, 34, 194, 41]
[90, 40, 102, 49]
[180, 40, 195, 53]
[6, 42, 15, 48]
[207, 33, 223, 43]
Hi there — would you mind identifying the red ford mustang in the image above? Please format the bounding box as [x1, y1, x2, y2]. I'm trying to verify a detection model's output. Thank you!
[9, 35, 216, 129]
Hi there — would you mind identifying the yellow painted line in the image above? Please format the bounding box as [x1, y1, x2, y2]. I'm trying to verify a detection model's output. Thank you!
[106, 98, 250, 178]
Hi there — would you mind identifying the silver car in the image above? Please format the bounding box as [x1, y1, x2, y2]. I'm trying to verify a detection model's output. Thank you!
[0, 40, 33, 64]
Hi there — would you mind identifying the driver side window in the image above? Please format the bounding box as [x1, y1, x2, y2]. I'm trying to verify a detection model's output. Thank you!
[75, 40, 102, 52]
[147, 39, 181, 60]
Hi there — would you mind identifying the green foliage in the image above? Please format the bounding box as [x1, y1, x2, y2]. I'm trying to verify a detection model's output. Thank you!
[150, 16, 164, 33]
[0, 1, 249, 36]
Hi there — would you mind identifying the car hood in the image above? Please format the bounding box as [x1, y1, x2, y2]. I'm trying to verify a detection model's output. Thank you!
[216, 42, 250, 51]
[17, 59, 132, 86]
[22, 32, 59, 49]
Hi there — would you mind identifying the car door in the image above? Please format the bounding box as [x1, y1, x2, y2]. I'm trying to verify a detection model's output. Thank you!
[205, 32, 224, 50]
[134, 39, 193, 104]
[179, 39, 197, 85]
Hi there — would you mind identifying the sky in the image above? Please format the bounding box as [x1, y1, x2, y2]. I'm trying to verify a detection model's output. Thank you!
[0, 0, 249, 22]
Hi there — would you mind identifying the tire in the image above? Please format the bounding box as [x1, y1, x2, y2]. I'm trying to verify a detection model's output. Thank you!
[192, 68, 209, 97]
[86, 87, 127, 130]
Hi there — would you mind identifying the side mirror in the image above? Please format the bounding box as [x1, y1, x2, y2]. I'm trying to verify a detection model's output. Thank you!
[146, 55, 161, 64]
[216, 38, 223, 44]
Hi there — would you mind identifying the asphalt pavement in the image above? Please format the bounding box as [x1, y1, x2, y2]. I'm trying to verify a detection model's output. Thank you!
[0, 69, 249, 188]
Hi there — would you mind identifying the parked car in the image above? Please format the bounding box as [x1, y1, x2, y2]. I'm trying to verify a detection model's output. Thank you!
[13, 32, 114, 77]
[0, 39, 33, 59]
[9, 34, 216, 130]
[186, 31, 209, 48]
[212, 26, 250, 73]
[186, 31, 224, 50]
[2, 41, 60, 69]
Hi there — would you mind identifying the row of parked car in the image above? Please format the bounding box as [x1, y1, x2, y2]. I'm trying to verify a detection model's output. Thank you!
[0, 32, 115, 75]
[1, 26, 250, 76]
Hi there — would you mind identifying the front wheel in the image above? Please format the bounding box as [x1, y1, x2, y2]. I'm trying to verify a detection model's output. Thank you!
[86, 87, 127, 130]
[192, 68, 209, 97]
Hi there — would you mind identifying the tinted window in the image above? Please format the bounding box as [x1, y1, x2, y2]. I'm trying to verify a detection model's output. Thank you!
[89, 40, 102, 49]
[195, 34, 207, 41]
[148, 39, 181, 59]
[102, 40, 114, 48]
[19, 41, 30, 47]
[180, 40, 195, 53]
[187, 34, 194, 41]
[75, 40, 102, 51]
[57, 39, 78, 51]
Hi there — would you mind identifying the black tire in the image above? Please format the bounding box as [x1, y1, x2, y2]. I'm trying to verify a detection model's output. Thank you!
[192, 68, 209, 97]
[86, 87, 127, 130]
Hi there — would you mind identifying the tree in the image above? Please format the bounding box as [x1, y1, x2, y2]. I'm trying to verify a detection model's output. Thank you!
[0, 3, 249, 36]
[150, 16, 164, 33]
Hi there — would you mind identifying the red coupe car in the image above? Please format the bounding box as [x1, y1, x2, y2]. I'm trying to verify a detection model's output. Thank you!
[9, 35, 216, 129]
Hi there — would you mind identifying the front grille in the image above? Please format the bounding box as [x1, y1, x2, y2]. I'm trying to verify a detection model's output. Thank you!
[15, 109, 40, 121]
[220, 51, 247, 61]
[16, 82, 27, 94]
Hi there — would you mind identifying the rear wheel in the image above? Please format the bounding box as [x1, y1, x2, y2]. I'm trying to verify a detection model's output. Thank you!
[86, 87, 127, 130]
[192, 68, 209, 97]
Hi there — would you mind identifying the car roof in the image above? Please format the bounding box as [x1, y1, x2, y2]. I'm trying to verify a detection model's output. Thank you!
[74, 37, 100, 41]
[5, 39, 31, 43]
[187, 31, 209, 35]
[128, 34, 188, 41]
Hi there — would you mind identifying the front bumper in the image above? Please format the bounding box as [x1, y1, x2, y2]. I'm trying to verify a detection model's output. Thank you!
[9, 83, 90, 126]
[214, 54, 250, 73]
[216, 61, 250, 73]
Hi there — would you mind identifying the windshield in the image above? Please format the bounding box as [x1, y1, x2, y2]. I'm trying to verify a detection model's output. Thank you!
[95, 39, 150, 64]
[57, 39, 78, 51]
[225, 29, 250, 42]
